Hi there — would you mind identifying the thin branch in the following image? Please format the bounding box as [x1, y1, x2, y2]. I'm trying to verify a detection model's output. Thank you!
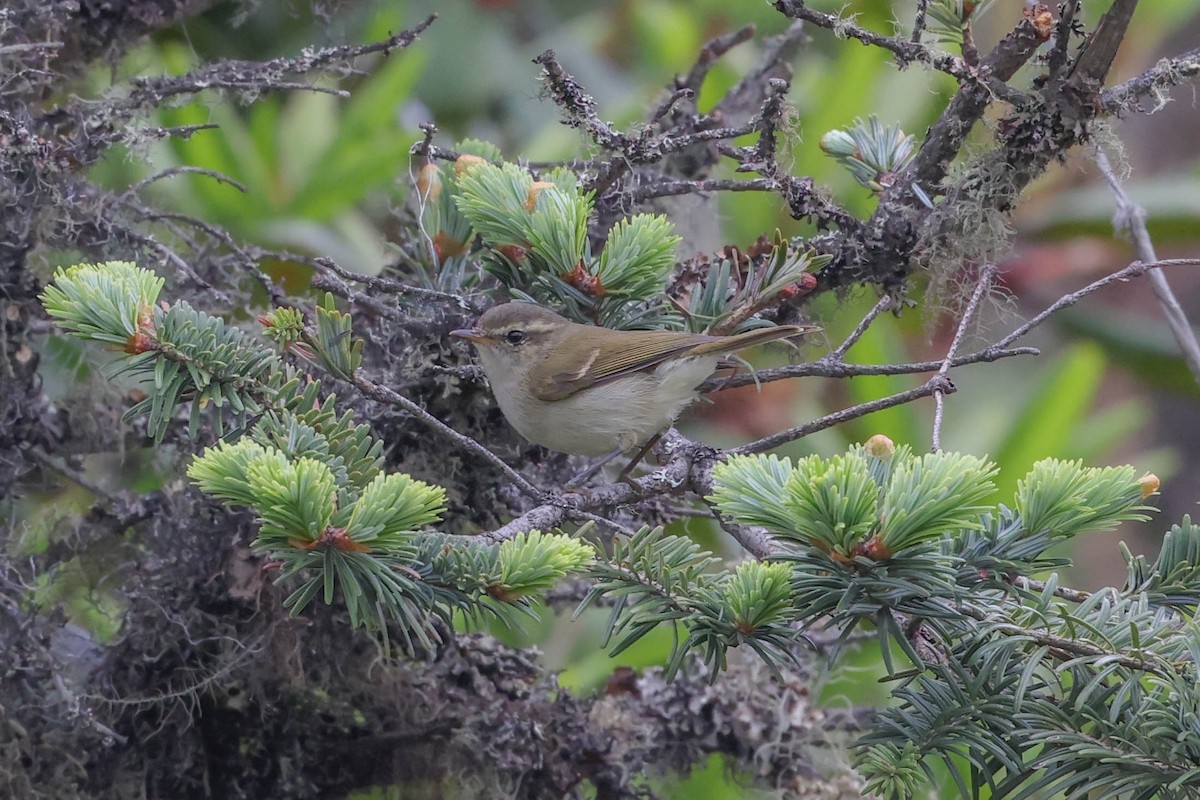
[772, 0, 972, 81]
[704, 345, 1038, 393]
[72, 16, 437, 129]
[680, 24, 757, 97]
[133, 209, 283, 304]
[991, 258, 1200, 352]
[629, 176, 859, 231]
[27, 448, 116, 501]
[0, 42, 64, 55]
[699, 497, 781, 559]
[712, 21, 807, 124]
[470, 430, 703, 544]
[911, 0, 929, 44]
[571, 510, 639, 537]
[1092, 150, 1200, 387]
[1101, 45, 1200, 113]
[831, 294, 893, 362]
[732, 376, 955, 456]
[534, 50, 631, 154]
[988, 620, 1175, 679]
[123, 166, 247, 199]
[349, 373, 543, 500]
[1012, 577, 1095, 604]
[648, 87, 694, 125]
[313, 257, 479, 311]
[931, 265, 996, 451]
[1064, 0, 1138, 90]
[1047, 0, 1080, 78]
[309, 272, 412, 323]
[892, 13, 1046, 192]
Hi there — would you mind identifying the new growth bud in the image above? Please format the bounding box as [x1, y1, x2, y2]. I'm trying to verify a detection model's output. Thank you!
[864, 434, 896, 461]
[416, 163, 442, 201]
[524, 181, 554, 212]
[454, 154, 486, 176]
[1138, 473, 1160, 499]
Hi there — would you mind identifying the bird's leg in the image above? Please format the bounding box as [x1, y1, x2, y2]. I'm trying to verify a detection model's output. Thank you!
[566, 446, 627, 487]
[616, 432, 663, 489]
[566, 432, 665, 489]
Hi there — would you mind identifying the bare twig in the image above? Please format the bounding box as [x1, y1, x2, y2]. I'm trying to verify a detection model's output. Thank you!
[27, 448, 115, 501]
[1092, 150, 1200, 387]
[571, 510, 638, 537]
[350, 373, 543, 500]
[629, 176, 859, 231]
[101, 16, 438, 123]
[313, 257, 479, 311]
[680, 24, 757, 97]
[0, 42, 64, 55]
[701, 346, 1038, 395]
[773, 0, 972, 81]
[733, 376, 954, 456]
[470, 430, 703, 544]
[123, 166, 247, 199]
[911, 0, 929, 44]
[1065, 0, 1137, 90]
[712, 21, 806, 124]
[699, 497, 782, 559]
[133, 209, 283, 304]
[1101, 46, 1200, 113]
[991, 258, 1200, 352]
[931, 265, 996, 451]
[535, 50, 632, 155]
[894, 13, 1046, 193]
[831, 294, 893, 362]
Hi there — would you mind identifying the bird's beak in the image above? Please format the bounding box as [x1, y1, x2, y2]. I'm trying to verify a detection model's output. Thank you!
[450, 328, 489, 344]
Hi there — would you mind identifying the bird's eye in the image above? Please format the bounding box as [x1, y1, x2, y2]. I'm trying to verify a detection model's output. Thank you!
[505, 330, 526, 345]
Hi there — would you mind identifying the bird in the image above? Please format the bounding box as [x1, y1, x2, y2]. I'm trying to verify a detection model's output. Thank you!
[451, 303, 817, 477]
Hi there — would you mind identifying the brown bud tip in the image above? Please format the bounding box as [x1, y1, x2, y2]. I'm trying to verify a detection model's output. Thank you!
[497, 243, 528, 264]
[454, 154, 486, 177]
[864, 434, 895, 461]
[779, 273, 818, 299]
[860, 534, 892, 561]
[123, 330, 156, 355]
[486, 584, 521, 603]
[256, 314, 274, 327]
[433, 230, 467, 261]
[135, 302, 156, 332]
[1138, 473, 1160, 499]
[524, 181, 554, 212]
[564, 261, 605, 296]
[416, 163, 442, 200]
[288, 537, 320, 551]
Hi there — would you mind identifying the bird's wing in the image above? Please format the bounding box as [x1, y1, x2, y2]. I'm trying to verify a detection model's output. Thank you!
[532, 331, 715, 401]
